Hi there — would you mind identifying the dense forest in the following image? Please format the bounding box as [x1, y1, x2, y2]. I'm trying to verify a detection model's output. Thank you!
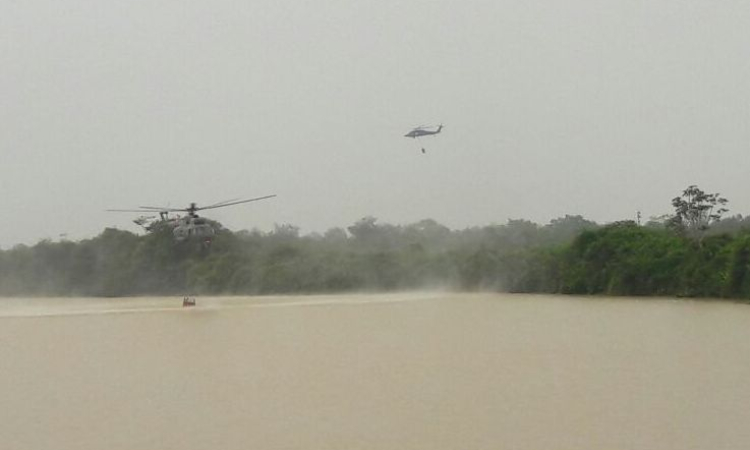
[3, 186, 750, 300]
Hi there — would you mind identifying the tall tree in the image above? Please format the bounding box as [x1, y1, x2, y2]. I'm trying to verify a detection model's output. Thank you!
[669, 185, 728, 242]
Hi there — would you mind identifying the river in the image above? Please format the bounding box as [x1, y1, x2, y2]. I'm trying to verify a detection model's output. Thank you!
[1, 292, 749, 450]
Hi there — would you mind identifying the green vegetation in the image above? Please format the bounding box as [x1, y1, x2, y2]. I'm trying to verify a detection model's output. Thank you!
[0, 216, 596, 296]
[3, 186, 750, 300]
[554, 222, 750, 298]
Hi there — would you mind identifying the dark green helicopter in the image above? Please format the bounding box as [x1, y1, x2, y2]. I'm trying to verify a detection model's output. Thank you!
[108, 195, 276, 243]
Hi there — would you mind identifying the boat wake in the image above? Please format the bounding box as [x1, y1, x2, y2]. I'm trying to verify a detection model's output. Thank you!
[0, 292, 446, 319]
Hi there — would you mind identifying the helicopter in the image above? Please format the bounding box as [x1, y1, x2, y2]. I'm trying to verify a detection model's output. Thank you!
[404, 124, 443, 138]
[404, 124, 443, 153]
[108, 195, 276, 243]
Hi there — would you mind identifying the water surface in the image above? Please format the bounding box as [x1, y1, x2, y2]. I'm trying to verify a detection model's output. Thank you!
[1, 293, 749, 450]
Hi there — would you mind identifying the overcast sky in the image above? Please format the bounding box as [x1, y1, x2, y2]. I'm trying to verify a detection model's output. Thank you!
[1, 0, 748, 247]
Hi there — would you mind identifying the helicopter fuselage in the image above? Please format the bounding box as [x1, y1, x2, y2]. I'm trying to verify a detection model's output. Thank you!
[173, 216, 215, 241]
[404, 125, 443, 138]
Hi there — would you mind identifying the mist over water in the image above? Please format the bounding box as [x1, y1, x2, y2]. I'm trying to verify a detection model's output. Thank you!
[2, 293, 750, 450]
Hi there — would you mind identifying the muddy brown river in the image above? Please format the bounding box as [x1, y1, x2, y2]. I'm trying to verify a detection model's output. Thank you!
[1, 293, 749, 450]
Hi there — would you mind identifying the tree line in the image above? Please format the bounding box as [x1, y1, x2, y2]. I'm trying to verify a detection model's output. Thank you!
[0, 215, 597, 296]
[2, 186, 750, 300]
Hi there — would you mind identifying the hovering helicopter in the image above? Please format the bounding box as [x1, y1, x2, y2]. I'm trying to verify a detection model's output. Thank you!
[108, 195, 276, 243]
[404, 124, 443, 153]
[404, 124, 443, 138]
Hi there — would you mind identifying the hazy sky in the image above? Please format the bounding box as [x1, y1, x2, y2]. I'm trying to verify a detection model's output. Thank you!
[2, 0, 749, 247]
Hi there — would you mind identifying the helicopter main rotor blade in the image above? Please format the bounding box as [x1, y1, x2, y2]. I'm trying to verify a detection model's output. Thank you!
[137, 206, 187, 212]
[107, 209, 168, 213]
[201, 198, 241, 209]
[196, 194, 277, 211]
